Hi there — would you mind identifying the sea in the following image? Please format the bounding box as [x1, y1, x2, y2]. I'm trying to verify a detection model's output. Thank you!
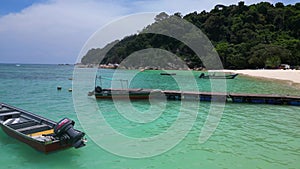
[0, 63, 299, 169]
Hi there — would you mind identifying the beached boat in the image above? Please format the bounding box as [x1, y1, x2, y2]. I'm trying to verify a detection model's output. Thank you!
[0, 103, 86, 153]
[199, 73, 238, 79]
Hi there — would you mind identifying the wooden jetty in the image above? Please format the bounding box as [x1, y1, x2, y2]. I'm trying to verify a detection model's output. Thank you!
[90, 87, 300, 106]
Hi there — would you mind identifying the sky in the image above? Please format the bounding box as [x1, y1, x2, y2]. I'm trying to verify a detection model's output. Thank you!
[0, 0, 298, 64]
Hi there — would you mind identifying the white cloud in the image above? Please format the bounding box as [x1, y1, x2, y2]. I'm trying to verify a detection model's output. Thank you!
[0, 0, 276, 64]
[0, 0, 130, 63]
[130, 0, 272, 15]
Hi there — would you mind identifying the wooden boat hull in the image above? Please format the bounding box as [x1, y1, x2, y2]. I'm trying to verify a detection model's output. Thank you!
[199, 73, 238, 79]
[95, 94, 150, 99]
[160, 73, 176, 76]
[94, 88, 151, 99]
[1, 125, 70, 153]
[0, 103, 86, 153]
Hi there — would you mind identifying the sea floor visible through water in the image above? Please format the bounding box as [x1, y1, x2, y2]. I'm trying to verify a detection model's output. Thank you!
[0, 64, 299, 169]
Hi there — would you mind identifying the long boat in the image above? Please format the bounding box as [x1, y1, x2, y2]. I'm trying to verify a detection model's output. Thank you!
[0, 103, 86, 153]
[160, 72, 176, 76]
[199, 73, 238, 79]
[89, 86, 151, 99]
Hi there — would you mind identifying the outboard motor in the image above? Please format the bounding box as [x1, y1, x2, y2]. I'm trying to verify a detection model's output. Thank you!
[54, 118, 86, 148]
[199, 73, 205, 78]
[95, 86, 102, 93]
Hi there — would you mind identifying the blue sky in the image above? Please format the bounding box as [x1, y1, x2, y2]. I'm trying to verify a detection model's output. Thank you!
[0, 0, 298, 64]
[0, 0, 46, 15]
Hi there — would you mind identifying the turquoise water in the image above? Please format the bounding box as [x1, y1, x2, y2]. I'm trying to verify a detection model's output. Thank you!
[0, 64, 299, 169]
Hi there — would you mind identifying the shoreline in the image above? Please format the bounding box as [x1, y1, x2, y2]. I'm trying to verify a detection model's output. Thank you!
[225, 69, 300, 87]
[75, 64, 300, 87]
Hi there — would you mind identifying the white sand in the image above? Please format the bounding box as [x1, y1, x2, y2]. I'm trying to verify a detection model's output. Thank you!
[226, 69, 300, 84]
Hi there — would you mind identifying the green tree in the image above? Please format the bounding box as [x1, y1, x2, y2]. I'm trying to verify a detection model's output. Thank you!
[81, 2, 300, 69]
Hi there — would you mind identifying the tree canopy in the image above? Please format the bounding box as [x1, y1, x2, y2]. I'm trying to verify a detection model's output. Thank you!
[81, 2, 300, 69]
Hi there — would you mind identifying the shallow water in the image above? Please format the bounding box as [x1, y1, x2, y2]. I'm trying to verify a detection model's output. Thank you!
[0, 64, 299, 169]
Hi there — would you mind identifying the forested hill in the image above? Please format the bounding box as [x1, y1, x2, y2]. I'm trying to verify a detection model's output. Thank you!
[81, 2, 300, 69]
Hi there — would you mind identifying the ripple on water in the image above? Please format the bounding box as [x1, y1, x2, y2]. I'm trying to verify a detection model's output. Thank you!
[0, 65, 299, 169]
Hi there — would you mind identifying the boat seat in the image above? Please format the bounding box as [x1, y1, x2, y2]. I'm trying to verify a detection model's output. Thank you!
[16, 124, 51, 135]
[0, 109, 15, 114]
[28, 129, 54, 137]
[0, 111, 21, 121]
[8, 120, 38, 130]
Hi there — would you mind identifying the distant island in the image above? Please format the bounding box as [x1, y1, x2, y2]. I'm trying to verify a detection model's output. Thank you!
[81, 2, 300, 70]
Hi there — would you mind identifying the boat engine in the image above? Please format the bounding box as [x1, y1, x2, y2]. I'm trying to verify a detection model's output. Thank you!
[95, 86, 102, 93]
[54, 118, 85, 148]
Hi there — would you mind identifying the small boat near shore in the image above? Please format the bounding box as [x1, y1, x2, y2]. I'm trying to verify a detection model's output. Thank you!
[0, 103, 86, 153]
[160, 72, 176, 76]
[199, 73, 238, 79]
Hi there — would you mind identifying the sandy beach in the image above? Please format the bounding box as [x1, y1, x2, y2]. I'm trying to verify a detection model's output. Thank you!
[226, 69, 300, 85]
